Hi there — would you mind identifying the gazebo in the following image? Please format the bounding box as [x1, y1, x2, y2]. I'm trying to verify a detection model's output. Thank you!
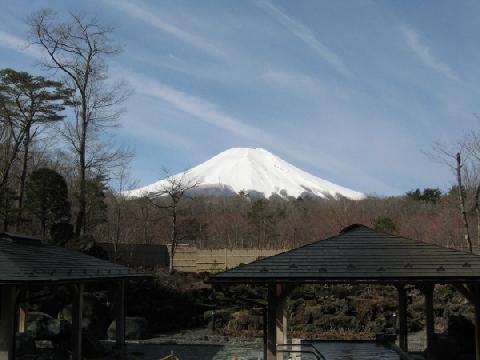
[208, 224, 480, 360]
[0, 232, 148, 360]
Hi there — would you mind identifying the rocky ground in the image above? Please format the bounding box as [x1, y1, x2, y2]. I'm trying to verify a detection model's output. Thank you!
[113, 328, 263, 360]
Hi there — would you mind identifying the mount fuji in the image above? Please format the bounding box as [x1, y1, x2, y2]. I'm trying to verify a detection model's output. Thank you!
[126, 148, 365, 200]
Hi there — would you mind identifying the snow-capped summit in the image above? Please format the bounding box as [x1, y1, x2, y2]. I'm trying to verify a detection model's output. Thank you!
[125, 148, 365, 200]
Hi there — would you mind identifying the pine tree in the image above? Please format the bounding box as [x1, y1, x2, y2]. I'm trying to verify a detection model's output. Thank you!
[25, 168, 71, 240]
[0, 68, 70, 230]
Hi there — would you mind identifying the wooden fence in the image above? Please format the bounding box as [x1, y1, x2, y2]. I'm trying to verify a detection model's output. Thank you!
[171, 245, 287, 273]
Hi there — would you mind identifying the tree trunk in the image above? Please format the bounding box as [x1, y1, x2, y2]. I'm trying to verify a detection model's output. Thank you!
[75, 100, 87, 237]
[41, 218, 46, 242]
[169, 205, 177, 274]
[475, 183, 480, 249]
[456, 152, 473, 252]
[16, 124, 31, 231]
[1, 127, 25, 231]
[2, 189, 10, 232]
[113, 201, 121, 263]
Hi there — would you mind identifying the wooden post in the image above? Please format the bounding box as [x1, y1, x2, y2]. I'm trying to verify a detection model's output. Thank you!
[475, 296, 480, 360]
[115, 280, 126, 355]
[224, 248, 228, 270]
[282, 299, 288, 345]
[18, 306, 25, 334]
[471, 285, 480, 360]
[276, 284, 287, 360]
[263, 306, 267, 360]
[72, 283, 84, 360]
[267, 284, 278, 360]
[0, 286, 16, 360]
[422, 285, 435, 359]
[397, 285, 408, 353]
[455, 284, 480, 360]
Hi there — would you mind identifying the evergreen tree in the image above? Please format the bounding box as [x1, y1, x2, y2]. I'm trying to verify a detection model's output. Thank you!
[406, 187, 442, 204]
[0, 68, 70, 230]
[372, 216, 397, 233]
[25, 168, 70, 240]
[83, 177, 108, 233]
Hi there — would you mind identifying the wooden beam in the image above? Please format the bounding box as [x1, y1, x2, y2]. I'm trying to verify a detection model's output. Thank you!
[263, 306, 267, 360]
[0, 286, 16, 360]
[18, 306, 25, 334]
[420, 285, 435, 359]
[115, 280, 126, 355]
[72, 283, 84, 360]
[275, 285, 288, 360]
[468, 284, 480, 360]
[397, 285, 408, 353]
[282, 300, 288, 345]
[475, 297, 480, 360]
[267, 284, 278, 360]
[453, 283, 480, 360]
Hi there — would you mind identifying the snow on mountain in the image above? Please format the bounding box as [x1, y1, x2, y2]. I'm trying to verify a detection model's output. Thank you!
[125, 148, 365, 200]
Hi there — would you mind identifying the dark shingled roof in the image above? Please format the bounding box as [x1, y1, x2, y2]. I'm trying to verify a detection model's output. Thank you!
[0, 233, 147, 284]
[208, 224, 480, 284]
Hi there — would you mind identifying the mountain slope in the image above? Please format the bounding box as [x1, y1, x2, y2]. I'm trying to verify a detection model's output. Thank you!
[126, 148, 365, 200]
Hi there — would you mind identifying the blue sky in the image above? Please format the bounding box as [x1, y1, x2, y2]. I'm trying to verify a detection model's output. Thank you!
[0, 0, 479, 196]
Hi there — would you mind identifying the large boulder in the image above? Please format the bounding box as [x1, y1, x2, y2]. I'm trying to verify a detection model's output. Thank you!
[15, 333, 36, 356]
[108, 317, 149, 340]
[34, 349, 70, 360]
[68, 234, 108, 260]
[26, 312, 67, 340]
[82, 332, 106, 356]
[58, 293, 110, 339]
[447, 315, 475, 355]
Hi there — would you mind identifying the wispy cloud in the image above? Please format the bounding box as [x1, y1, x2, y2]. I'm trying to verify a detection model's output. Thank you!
[103, 0, 227, 59]
[261, 68, 331, 97]
[124, 70, 266, 140]
[123, 116, 194, 150]
[401, 25, 459, 81]
[256, 0, 351, 78]
[0, 31, 42, 59]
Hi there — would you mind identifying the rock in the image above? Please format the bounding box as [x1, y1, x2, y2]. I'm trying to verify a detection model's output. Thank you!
[26, 312, 65, 339]
[83, 332, 106, 356]
[68, 234, 109, 260]
[447, 315, 475, 355]
[58, 293, 110, 339]
[34, 348, 70, 360]
[108, 317, 149, 340]
[82, 294, 110, 339]
[15, 333, 36, 355]
[435, 333, 458, 360]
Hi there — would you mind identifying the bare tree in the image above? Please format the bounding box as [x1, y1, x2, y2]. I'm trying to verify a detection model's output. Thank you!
[148, 171, 198, 274]
[462, 125, 480, 247]
[27, 9, 129, 236]
[431, 142, 473, 252]
[108, 167, 138, 262]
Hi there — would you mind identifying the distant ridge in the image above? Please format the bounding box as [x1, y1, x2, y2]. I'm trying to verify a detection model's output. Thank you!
[126, 147, 365, 200]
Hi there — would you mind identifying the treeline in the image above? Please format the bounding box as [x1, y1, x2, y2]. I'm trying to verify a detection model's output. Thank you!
[95, 187, 474, 252]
